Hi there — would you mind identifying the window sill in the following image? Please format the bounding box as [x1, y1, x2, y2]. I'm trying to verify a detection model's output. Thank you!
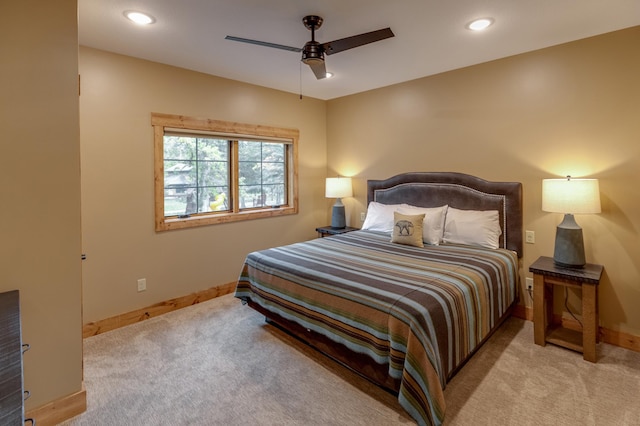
[156, 205, 297, 232]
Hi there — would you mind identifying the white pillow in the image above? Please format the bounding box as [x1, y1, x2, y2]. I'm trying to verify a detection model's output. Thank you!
[361, 201, 409, 233]
[397, 205, 448, 245]
[443, 208, 502, 249]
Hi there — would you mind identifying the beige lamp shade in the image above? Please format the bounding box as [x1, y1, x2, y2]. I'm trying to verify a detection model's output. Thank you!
[542, 177, 601, 214]
[325, 177, 353, 199]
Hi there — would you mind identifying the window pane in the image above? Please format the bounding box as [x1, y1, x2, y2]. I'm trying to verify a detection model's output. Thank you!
[204, 187, 229, 212]
[263, 184, 285, 206]
[164, 136, 196, 160]
[198, 161, 228, 187]
[197, 138, 228, 161]
[164, 189, 187, 217]
[239, 185, 265, 208]
[262, 143, 284, 162]
[164, 188, 198, 216]
[239, 161, 261, 186]
[165, 161, 196, 187]
[238, 140, 261, 161]
[262, 163, 284, 184]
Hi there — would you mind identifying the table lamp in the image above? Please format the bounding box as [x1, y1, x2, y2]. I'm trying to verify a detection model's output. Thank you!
[325, 177, 352, 229]
[542, 176, 601, 268]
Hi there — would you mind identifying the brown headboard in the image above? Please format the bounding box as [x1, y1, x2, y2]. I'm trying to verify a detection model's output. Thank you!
[367, 172, 523, 257]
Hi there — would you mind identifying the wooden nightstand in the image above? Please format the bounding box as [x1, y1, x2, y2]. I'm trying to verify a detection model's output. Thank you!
[315, 226, 359, 238]
[529, 256, 603, 362]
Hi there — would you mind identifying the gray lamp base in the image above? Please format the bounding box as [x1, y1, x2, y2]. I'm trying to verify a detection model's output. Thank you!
[331, 198, 346, 229]
[553, 213, 586, 268]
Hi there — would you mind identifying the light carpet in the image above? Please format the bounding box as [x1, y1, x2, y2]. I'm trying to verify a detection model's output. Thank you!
[62, 294, 640, 425]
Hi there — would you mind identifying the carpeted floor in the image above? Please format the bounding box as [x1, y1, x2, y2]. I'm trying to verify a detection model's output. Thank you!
[62, 294, 640, 425]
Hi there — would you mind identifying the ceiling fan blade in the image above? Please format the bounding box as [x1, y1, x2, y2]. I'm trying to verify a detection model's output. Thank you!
[225, 35, 302, 52]
[322, 28, 394, 56]
[307, 59, 327, 80]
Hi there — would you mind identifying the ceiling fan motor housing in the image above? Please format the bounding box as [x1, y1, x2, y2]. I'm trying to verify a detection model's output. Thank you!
[302, 41, 324, 64]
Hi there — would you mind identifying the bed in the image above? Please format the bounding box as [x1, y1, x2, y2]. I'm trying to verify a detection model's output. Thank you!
[235, 172, 523, 426]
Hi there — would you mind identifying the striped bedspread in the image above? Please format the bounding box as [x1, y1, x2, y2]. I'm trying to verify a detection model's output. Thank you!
[235, 230, 518, 426]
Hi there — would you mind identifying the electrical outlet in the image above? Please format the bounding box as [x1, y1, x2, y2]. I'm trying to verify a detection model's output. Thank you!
[137, 278, 147, 292]
[525, 277, 534, 292]
[525, 230, 535, 244]
[360, 212, 365, 222]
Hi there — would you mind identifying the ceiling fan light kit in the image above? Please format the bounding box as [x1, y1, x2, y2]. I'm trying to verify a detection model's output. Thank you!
[226, 15, 394, 80]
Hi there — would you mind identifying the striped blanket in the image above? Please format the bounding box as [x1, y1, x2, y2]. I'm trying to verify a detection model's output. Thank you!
[235, 230, 518, 426]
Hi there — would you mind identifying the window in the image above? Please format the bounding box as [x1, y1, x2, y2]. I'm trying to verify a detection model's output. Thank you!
[152, 113, 298, 231]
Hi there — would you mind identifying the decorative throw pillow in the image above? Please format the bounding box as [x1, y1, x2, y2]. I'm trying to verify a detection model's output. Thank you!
[361, 201, 409, 233]
[442, 208, 502, 249]
[390, 212, 425, 247]
[397, 205, 448, 245]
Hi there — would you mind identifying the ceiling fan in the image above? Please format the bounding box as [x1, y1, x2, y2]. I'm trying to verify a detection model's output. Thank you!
[225, 15, 394, 80]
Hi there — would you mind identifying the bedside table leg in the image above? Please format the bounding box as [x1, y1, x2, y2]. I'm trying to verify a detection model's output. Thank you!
[582, 284, 598, 362]
[533, 274, 546, 346]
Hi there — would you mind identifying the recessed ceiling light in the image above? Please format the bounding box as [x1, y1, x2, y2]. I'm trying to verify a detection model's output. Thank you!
[124, 11, 155, 25]
[466, 18, 494, 31]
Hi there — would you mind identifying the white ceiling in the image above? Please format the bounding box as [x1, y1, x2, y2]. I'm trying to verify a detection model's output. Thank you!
[79, 0, 640, 100]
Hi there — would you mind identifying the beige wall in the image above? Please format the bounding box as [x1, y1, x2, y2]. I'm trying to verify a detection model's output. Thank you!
[79, 47, 327, 322]
[0, 0, 83, 410]
[327, 26, 640, 337]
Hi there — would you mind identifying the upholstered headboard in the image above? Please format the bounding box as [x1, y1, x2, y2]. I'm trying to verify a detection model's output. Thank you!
[367, 172, 523, 257]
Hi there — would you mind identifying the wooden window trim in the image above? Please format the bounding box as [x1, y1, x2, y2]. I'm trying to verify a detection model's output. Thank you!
[152, 113, 299, 232]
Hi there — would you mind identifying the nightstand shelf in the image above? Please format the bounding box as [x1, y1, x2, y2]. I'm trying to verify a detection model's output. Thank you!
[530, 256, 603, 362]
[545, 324, 583, 352]
[315, 226, 359, 238]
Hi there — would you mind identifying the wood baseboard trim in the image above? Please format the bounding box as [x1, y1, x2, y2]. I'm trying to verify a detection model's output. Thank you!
[83, 282, 236, 338]
[600, 327, 640, 352]
[512, 305, 640, 353]
[511, 304, 533, 321]
[26, 385, 86, 426]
